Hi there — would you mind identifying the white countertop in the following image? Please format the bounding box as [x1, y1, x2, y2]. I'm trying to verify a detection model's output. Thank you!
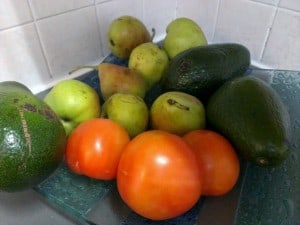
[0, 189, 80, 225]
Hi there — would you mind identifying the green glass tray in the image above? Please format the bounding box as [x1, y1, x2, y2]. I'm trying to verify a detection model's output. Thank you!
[35, 54, 300, 225]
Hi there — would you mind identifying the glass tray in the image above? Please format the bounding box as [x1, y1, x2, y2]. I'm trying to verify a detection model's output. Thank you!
[35, 54, 300, 225]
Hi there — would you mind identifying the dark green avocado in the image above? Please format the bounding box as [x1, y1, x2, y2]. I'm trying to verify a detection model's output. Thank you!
[206, 76, 291, 167]
[161, 43, 250, 103]
[0, 81, 66, 192]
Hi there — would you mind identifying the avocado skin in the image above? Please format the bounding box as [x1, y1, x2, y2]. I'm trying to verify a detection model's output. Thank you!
[0, 81, 66, 192]
[161, 43, 250, 102]
[206, 76, 291, 167]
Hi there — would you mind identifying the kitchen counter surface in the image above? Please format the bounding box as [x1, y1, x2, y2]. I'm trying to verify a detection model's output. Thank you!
[0, 189, 80, 225]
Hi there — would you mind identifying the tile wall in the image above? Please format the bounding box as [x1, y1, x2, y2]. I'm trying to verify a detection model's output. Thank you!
[0, 0, 299, 93]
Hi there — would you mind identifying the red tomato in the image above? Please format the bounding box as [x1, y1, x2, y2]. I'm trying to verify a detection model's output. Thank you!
[117, 130, 202, 220]
[183, 129, 240, 196]
[65, 118, 130, 180]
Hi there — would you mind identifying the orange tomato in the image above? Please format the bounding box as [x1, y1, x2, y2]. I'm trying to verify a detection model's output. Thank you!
[65, 118, 130, 180]
[117, 130, 202, 220]
[183, 129, 240, 196]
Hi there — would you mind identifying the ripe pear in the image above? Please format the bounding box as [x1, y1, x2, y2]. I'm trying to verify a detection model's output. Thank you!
[101, 93, 149, 138]
[150, 91, 206, 136]
[69, 63, 147, 101]
[163, 17, 208, 59]
[98, 63, 147, 100]
[128, 42, 169, 90]
[108, 15, 152, 59]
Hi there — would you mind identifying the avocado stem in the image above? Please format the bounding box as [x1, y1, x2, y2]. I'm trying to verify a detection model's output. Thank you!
[68, 65, 98, 75]
[167, 99, 189, 111]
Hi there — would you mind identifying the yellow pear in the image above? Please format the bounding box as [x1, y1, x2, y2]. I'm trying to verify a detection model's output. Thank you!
[101, 93, 149, 138]
[129, 42, 169, 90]
[150, 91, 206, 136]
[163, 17, 208, 59]
[108, 15, 151, 59]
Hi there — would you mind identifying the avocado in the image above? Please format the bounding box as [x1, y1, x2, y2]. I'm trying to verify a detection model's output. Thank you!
[206, 76, 291, 167]
[161, 43, 250, 102]
[0, 81, 66, 192]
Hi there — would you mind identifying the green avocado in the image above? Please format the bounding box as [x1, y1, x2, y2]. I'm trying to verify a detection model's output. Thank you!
[0, 81, 66, 192]
[161, 43, 250, 102]
[206, 76, 291, 167]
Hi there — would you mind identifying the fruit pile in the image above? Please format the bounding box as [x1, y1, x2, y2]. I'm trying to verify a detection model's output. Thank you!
[0, 15, 291, 222]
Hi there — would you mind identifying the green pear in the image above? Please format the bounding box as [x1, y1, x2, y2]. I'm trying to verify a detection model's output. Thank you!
[101, 93, 149, 138]
[166, 17, 202, 33]
[98, 63, 147, 100]
[128, 42, 169, 90]
[44, 79, 101, 135]
[108, 15, 152, 59]
[163, 17, 208, 59]
[150, 91, 205, 136]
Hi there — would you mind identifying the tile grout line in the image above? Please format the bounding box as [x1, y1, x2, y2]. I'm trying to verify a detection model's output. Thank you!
[175, 0, 179, 19]
[211, 0, 221, 42]
[93, 1, 105, 58]
[30, 4, 95, 22]
[26, 0, 53, 79]
[0, 21, 33, 32]
[142, 0, 145, 22]
[259, 0, 282, 61]
[249, 0, 300, 13]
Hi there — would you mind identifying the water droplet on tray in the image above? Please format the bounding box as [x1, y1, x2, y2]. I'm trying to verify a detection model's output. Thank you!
[293, 119, 300, 130]
[290, 152, 298, 163]
[283, 198, 294, 218]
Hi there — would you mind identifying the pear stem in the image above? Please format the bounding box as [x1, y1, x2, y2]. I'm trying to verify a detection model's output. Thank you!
[151, 28, 156, 42]
[68, 65, 98, 75]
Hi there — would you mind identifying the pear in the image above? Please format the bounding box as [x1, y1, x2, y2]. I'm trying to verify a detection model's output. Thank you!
[44, 79, 101, 136]
[69, 63, 147, 101]
[98, 63, 147, 100]
[108, 15, 152, 59]
[150, 91, 206, 136]
[128, 42, 169, 90]
[101, 93, 149, 138]
[163, 17, 208, 59]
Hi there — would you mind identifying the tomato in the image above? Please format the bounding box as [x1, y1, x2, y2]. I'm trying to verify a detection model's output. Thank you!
[183, 129, 240, 196]
[65, 118, 130, 180]
[117, 130, 202, 220]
